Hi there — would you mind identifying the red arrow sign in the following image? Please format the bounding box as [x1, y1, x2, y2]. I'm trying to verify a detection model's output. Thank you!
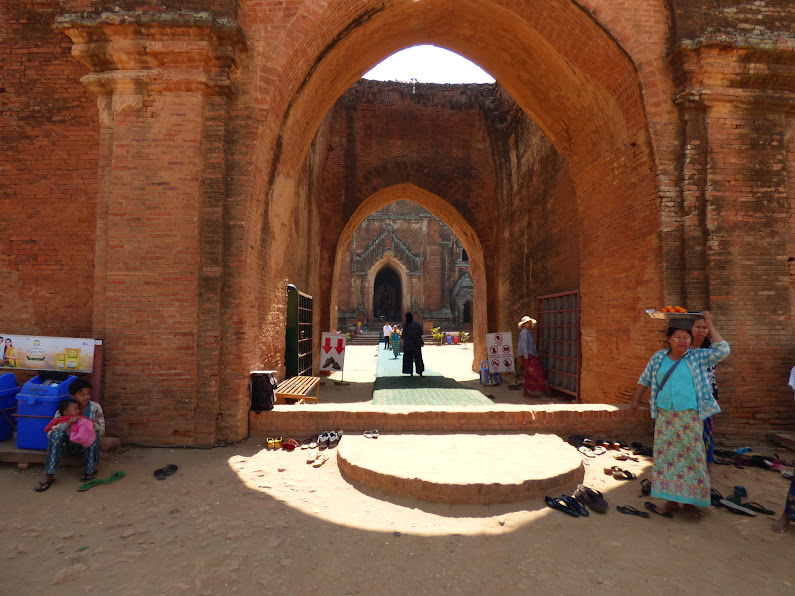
[323, 337, 332, 353]
[335, 339, 344, 354]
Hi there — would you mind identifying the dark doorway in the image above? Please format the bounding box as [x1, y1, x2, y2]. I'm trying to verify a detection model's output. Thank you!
[463, 300, 472, 324]
[373, 266, 402, 321]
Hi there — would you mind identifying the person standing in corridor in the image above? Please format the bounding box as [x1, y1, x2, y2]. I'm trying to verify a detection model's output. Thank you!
[383, 322, 393, 350]
[401, 312, 424, 377]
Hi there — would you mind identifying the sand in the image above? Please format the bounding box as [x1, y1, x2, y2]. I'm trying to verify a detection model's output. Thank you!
[1, 344, 793, 595]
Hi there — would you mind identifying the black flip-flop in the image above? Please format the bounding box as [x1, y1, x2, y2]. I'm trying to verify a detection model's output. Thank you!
[563, 494, 589, 517]
[164, 464, 178, 476]
[35, 479, 55, 492]
[617, 505, 650, 517]
[545, 496, 580, 517]
[645, 501, 673, 518]
[711, 489, 724, 507]
[742, 501, 775, 515]
[154, 468, 167, 480]
[641, 479, 651, 496]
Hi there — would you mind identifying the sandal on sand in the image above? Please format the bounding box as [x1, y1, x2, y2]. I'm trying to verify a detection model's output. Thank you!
[641, 479, 651, 496]
[35, 479, 55, 493]
[574, 485, 608, 514]
[742, 502, 775, 515]
[154, 468, 167, 480]
[719, 499, 757, 516]
[164, 464, 178, 476]
[613, 468, 636, 480]
[105, 471, 126, 484]
[645, 501, 674, 518]
[312, 454, 329, 468]
[80, 473, 96, 482]
[617, 505, 650, 518]
[309, 434, 319, 449]
[306, 451, 320, 463]
[710, 489, 724, 507]
[545, 496, 580, 518]
[614, 453, 639, 462]
[78, 478, 106, 492]
[562, 494, 589, 517]
[579, 446, 596, 458]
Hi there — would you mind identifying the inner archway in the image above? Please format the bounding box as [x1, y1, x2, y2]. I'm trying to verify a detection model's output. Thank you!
[373, 266, 401, 321]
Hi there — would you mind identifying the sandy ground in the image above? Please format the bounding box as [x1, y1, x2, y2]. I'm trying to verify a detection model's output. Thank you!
[1, 345, 794, 595]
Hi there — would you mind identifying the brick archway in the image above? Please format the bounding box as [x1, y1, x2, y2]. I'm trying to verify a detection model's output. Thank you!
[262, 0, 663, 411]
[331, 184, 488, 366]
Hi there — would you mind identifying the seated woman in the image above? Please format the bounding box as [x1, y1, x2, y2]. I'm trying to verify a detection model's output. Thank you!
[35, 378, 105, 492]
[631, 311, 729, 518]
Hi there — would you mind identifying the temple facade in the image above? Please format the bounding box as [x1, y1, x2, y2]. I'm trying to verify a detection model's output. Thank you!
[337, 201, 473, 331]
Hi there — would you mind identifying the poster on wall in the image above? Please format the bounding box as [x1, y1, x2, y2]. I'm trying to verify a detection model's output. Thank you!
[486, 332, 514, 374]
[319, 332, 346, 372]
[0, 334, 97, 372]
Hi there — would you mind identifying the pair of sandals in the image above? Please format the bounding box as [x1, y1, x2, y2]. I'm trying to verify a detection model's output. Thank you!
[616, 502, 673, 518]
[154, 464, 178, 480]
[604, 466, 636, 480]
[711, 489, 772, 516]
[306, 451, 329, 467]
[545, 494, 590, 518]
[579, 445, 607, 457]
[363, 430, 380, 439]
[572, 484, 608, 514]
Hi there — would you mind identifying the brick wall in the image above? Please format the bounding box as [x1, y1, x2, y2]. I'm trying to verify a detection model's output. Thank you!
[0, 1, 98, 338]
[1, 0, 792, 445]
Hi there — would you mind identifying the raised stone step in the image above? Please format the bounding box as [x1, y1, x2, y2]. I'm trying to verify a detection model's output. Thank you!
[336, 433, 584, 504]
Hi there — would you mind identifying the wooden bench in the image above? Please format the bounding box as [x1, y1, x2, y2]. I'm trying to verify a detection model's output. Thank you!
[274, 376, 320, 404]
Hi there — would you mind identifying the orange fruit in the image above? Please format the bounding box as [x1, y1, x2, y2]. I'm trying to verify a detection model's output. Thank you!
[664, 305, 673, 312]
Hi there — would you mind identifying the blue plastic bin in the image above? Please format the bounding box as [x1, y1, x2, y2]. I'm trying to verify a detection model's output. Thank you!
[0, 373, 21, 442]
[16, 375, 77, 450]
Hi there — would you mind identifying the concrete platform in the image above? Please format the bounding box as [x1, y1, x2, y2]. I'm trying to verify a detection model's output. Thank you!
[336, 433, 584, 505]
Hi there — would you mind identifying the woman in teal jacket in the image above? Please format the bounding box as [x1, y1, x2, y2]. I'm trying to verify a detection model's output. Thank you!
[631, 311, 729, 518]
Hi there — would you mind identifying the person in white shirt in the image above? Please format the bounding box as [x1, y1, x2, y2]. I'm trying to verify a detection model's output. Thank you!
[382, 323, 392, 350]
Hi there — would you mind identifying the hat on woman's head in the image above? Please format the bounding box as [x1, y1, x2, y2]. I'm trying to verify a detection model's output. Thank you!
[518, 316, 537, 328]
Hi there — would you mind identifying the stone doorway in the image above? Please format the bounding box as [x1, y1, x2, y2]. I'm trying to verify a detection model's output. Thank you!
[373, 266, 402, 321]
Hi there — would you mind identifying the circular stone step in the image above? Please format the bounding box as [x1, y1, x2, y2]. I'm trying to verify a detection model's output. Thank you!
[337, 433, 584, 505]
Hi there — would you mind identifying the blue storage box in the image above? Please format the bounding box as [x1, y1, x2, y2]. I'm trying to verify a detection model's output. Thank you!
[0, 373, 21, 442]
[16, 375, 77, 450]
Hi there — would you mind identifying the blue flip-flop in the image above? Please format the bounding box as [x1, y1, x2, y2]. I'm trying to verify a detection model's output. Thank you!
[545, 496, 580, 518]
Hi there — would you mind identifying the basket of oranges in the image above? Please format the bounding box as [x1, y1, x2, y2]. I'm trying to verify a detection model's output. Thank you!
[645, 306, 701, 320]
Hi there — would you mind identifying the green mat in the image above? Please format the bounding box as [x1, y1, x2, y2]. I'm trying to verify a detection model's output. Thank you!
[372, 347, 493, 406]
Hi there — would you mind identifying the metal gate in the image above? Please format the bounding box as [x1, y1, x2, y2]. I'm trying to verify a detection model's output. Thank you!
[285, 286, 313, 378]
[537, 291, 580, 401]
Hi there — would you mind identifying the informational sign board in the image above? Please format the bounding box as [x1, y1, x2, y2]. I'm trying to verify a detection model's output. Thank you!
[486, 332, 514, 374]
[319, 332, 346, 372]
[0, 334, 98, 372]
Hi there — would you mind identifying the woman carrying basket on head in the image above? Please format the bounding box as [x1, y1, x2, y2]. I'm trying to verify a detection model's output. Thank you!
[631, 311, 729, 518]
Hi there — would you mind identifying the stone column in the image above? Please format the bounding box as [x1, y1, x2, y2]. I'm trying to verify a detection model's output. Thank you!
[57, 12, 246, 446]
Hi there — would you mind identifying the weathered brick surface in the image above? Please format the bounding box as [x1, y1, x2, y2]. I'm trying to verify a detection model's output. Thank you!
[0, 0, 792, 445]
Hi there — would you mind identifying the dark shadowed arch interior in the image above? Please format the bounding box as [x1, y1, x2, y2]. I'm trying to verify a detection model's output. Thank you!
[373, 266, 401, 321]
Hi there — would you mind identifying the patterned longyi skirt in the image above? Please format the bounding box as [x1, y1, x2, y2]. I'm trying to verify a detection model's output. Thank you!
[651, 408, 710, 506]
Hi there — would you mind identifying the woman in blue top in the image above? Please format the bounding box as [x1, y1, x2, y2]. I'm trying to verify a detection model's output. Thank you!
[631, 311, 729, 518]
